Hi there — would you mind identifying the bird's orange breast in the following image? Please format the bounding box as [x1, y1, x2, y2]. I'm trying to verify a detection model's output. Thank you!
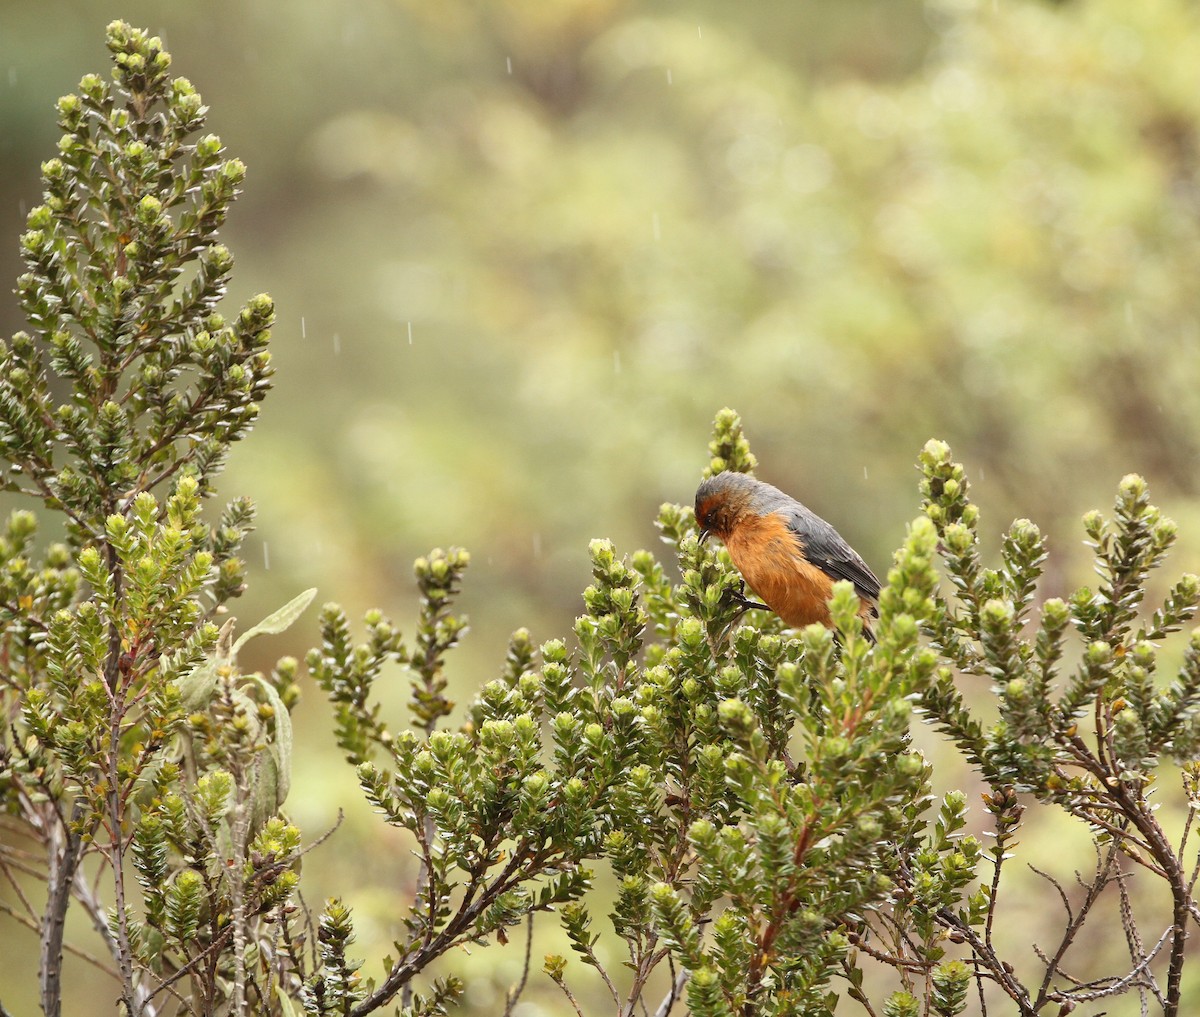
[723, 512, 837, 628]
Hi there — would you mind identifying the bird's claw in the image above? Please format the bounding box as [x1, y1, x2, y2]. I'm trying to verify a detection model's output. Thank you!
[734, 582, 769, 613]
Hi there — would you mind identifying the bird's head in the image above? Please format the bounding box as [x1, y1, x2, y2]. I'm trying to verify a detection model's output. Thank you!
[694, 471, 763, 543]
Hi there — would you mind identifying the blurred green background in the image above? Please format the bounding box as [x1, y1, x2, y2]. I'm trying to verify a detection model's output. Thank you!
[4, 0, 1200, 1012]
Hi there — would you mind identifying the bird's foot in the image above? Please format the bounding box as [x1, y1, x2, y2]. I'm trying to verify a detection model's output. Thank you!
[734, 582, 769, 613]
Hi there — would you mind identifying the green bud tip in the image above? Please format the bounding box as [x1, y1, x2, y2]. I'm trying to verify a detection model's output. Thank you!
[246, 293, 274, 316]
[196, 135, 221, 158]
[981, 598, 1014, 624]
[1119, 474, 1146, 498]
[921, 438, 951, 463]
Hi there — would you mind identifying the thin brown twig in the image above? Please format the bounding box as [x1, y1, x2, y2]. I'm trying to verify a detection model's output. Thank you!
[351, 844, 562, 1016]
[1027, 863, 1073, 923]
[1056, 925, 1172, 1001]
[839, 955, 879, 1017]
[846, 928, 932, 973]
[0, 852, 41, 919]
[501, 913, 535, 1017]
[934, 908, 1034, 1015]
[1178, 803, 1197, 867]
[1030, 839, 1121, 1010]
[1105, 779, 1190, 1017]
[147, 926, 235, 1002]
[1, 897, 119, 978]
[70, 856, 124, 972]
[1116, 856, 1161, 1012]
[1186, 837, 1200, 902]
[550, 975, 587, 1017]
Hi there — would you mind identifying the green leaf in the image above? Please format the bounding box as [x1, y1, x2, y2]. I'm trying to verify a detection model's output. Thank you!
[251, 672, 293, 815]
[232, 587, 317, 656]
[275, 985, 299, 1017]
[176, 658, 220, 713]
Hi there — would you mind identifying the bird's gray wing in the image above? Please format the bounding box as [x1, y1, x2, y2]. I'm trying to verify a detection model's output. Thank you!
[784, 507, 881, 605]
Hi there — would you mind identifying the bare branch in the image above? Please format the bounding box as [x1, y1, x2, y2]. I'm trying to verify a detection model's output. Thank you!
[39, 802, 85, 1017]
[1059, 925, 1172, 1003]
[1116, 857, 1162, 1011]
[501, 913, 535, 1017]
[651, 959, 688, 1017]
[550, 974, 587, 1017]
[1030, 840, 1121, 1010]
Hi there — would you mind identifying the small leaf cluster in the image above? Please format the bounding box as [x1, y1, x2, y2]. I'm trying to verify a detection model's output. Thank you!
[305, 547, 472, 766]
[2, 20, 273, 538]
[914, 438, 1200, 1014]
[310, 544, 639, 1012]
[918, 439, 1200, 796]
[131, 764, 302, 973]
[11, 479, 222, 818]
[0, 24, 307, 1017]
[703, 405, 759, 478]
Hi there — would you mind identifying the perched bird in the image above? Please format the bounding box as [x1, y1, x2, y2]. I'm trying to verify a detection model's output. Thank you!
[694, 471, 880, 639]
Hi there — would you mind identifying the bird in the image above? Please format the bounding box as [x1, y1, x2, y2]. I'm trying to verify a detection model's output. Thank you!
[694, 471, 880, 639]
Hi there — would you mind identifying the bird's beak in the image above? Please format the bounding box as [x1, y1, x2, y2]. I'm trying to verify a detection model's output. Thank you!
[698, 528, 711, 545]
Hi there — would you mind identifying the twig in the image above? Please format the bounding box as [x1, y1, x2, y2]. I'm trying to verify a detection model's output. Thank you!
[583, 929, 622, 1007]
[1059, 925, 1172, 1002]
[501, 913, 535, 1017]
[39, 801, 85, 1017]
[72, 858, 121, 958]
[0, 897, 118, 977]
[1186, 835, 1200, 901]
[621, 940, 674, 1016]
[101, 542, 139, 1017]
[934, 908, 1034, 1014]
[838, 954, 880, 1017]
[1027, 863, 1073, 925]
[351, 845, 555, 1015]
[975, 962, 988, 1017]
[551, 974, 587, 1017]
[845, 932, 931, 972]
[229, 765, 252, 1017]
[1179, 803, 1197, 867]
[0, 849, 41, 919]
[147, 926, 235, 1002]
[401, 812, 437, 1011]
[1104, 779, 1191, 1017]
[1116, 857, 1161, 1011]
[302, 809, 345, 855]
[651, 958, 687, 1017]
[1030, 839, 1121, 1010]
